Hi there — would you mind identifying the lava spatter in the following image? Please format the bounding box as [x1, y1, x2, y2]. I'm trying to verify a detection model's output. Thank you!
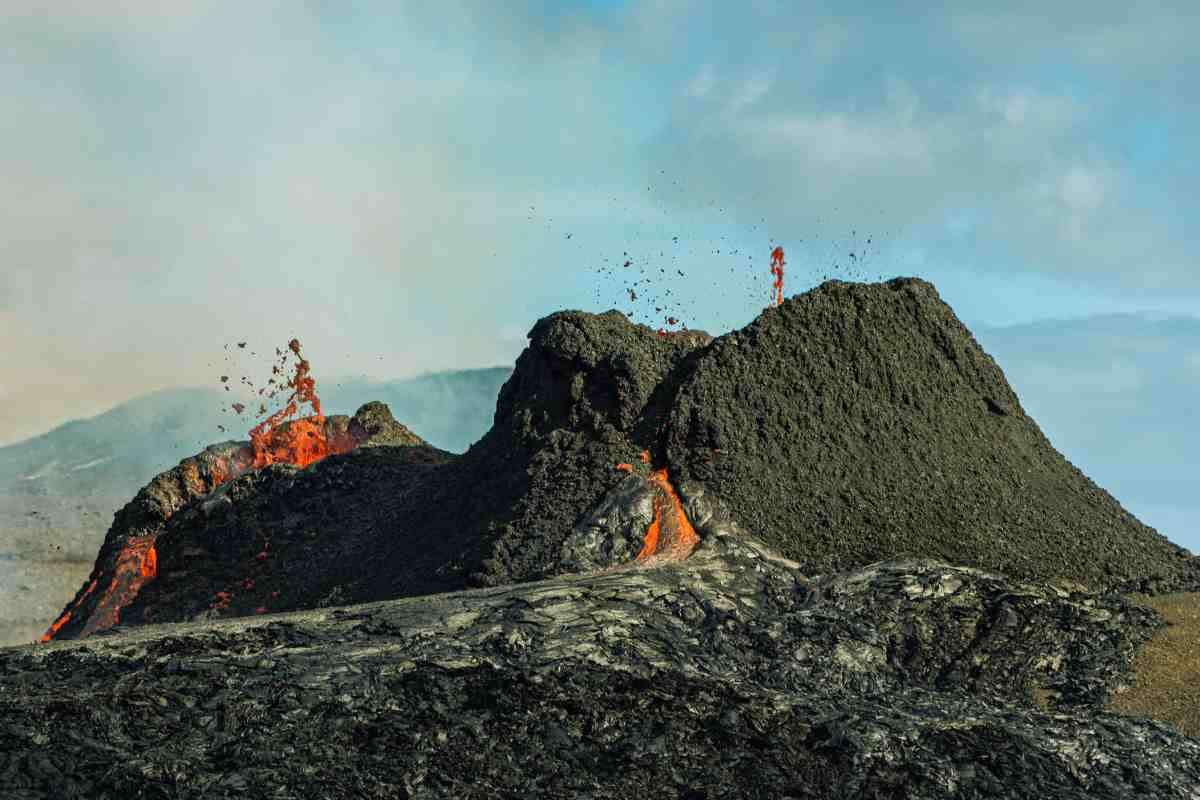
[248, 339, 354, 469]
[770, 246, 785, 307]
[40, 338, 357, 643]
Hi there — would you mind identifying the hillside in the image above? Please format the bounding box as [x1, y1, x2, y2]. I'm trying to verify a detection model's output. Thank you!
[0, 367, 510, 647]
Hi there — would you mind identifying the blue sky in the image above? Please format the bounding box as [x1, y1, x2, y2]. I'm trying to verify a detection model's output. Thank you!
[1, 1, 1197, 547]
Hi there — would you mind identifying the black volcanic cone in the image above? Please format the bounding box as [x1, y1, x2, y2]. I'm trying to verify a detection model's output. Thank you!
[47, 279, 1199, 639]
[47, 314, 712, 637]
[667, 277, 1199, 592]
[42, 404, 435, 640]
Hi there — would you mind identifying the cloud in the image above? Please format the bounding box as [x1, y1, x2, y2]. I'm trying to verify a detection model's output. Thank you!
[684, 65, 715, 98]
[949, 3, 1198, 71]
[3, 0, 1198, 445]
[739, 110, 934, 169]
[974, 87, 1081, 130]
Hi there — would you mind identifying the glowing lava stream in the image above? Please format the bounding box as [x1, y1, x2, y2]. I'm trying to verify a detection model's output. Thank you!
[626, 452, 700, 563]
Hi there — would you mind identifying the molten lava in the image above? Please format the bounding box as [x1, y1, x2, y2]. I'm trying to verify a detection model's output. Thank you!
[636, 467, 699, 562]
[614, 450, 699, 563]
[248, 338, 354, 469]
[79, 535, 158, 638]
[40, 579, 97, 642]
[770, 246, 785, 307]
[41, 337, 356, 643]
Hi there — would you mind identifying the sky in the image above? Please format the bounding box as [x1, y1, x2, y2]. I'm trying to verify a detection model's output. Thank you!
[1, 2, 1197, 544]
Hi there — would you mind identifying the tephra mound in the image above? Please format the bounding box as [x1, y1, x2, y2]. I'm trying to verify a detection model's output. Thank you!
[44, 277, 1198, 640]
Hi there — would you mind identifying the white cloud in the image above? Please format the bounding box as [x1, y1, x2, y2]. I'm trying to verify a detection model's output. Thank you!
[739, 111, 934, 169]
[1059, 165, 1109, 213]
[685, 64, 716, 98]
[725, 72, 774, 115]
[1022, 360, 1144, 395]
[974, 87, 1080, 131]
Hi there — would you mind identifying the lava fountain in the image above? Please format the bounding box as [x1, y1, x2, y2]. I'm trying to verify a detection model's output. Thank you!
[770, 246, 785, 307]
[41, 338, 352, 642]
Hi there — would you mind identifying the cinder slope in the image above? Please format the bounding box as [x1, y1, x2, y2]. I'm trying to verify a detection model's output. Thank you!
[45, 279, 1200, 641]
[667, 278, 1199, 592]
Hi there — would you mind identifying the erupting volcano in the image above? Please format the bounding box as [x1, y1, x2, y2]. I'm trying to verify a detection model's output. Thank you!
[40, 338, 361, 642]
[43, 278, 1200, 647]
[18, 274, 1200, 799]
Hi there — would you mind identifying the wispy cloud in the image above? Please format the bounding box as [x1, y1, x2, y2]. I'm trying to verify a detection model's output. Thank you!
[2, 0, 1197, 446]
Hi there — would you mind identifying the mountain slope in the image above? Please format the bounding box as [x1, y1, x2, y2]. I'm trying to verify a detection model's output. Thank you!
[0, 367, 510, 501]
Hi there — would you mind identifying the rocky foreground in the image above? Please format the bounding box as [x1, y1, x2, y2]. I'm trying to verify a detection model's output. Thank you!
[4, 529, 1200, 798]
[6, 277, 1199, 797]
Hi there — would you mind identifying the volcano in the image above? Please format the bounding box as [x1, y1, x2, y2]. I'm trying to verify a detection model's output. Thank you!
[6, 277, 1200, 798]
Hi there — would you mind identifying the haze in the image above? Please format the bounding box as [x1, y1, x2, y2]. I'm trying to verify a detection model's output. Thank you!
[1, 2, 1196, 547]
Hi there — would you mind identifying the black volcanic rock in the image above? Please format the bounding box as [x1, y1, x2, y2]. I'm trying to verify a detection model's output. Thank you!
[42, 404, 435, 640]
[346, 400, 425, 446]
[13, 279, 1200, 797]
[667, 278, 1200, 593]
[458, 310, 711, 587]
[45, 312, 711, 638]
[3, 538, 1197, 798]
[45, 279, 1199, 642]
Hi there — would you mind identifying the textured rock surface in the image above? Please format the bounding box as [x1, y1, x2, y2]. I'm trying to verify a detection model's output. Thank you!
[667, 278, 1200, 594]
[3, 538, 1196, 799]
[45, 281, 1200, 641]
[14, 279, 1200, 796]
[347, 400, 425, 447]
[43, 404, 432, 640]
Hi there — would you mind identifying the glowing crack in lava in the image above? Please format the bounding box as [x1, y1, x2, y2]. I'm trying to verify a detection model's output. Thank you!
[770, 246, 785, 307]
[41, 338, 352, 642]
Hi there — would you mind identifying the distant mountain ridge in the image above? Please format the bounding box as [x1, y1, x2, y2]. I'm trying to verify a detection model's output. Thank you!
[0, 367, 511, 502]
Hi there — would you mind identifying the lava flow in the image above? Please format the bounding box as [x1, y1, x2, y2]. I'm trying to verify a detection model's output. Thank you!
[78, 535, 158, 638]
[619, 451, 699, 563]
[39, 579, 97, 642]
[770, 246, 785, 307]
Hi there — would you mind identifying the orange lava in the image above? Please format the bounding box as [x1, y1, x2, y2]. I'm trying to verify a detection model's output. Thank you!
[40, 579, 98, 642]
[770, 246, 785, 306]
[79, 535, 158, 638]
[247, 338, 353, 469]
[40, 337, 356, 643]
[635, 467, 699, 562]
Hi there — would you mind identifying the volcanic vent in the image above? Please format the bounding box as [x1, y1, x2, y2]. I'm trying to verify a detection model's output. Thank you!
[40, 336, 422, 641]
[45, 276, 1200, 640]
